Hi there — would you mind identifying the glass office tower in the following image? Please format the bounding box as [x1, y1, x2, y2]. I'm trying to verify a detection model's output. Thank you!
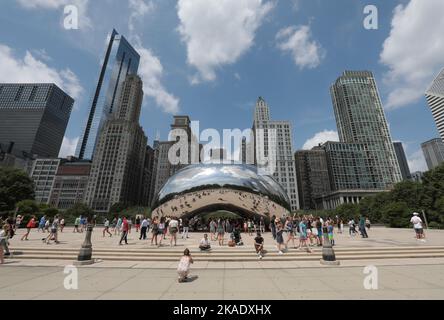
[330, 71, 402, 189]
[76, 29, 140, 160]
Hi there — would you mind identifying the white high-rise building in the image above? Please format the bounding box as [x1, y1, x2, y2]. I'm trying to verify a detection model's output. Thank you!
[421, 138, 444, 170]
[253, 97, 299, 211]
[426, 68, 444, 142]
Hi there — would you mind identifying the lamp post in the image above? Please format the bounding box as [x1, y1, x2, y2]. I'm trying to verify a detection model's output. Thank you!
[75, 216, 95, 265]
[320, 225, 340, 265]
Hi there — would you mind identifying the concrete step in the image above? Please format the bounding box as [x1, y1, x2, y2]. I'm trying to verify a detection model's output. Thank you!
[8, 248, 444, 262]
[7, 252, 444, 262]
[11, 248, 444, 258]
[11, 245, 444, 254]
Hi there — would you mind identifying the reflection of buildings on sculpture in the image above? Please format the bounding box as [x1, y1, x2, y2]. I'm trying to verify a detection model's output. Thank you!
[151, 164, 291, 219]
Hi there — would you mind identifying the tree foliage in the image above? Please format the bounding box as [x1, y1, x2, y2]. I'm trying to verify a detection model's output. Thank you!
[331, 163, 444, 228]
[0, 167, 35, 212]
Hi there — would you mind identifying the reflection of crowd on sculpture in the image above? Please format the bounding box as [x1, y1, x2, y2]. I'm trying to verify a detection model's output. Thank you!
[153, 188, 283, 219]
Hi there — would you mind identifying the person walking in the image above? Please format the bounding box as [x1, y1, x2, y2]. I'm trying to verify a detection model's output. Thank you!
[60, 218, 65, 233]
[297, 217, 313, 253]
[410, 212, 426, 241]
[115, 217, 122, 236]
[135, 216, 141, 233]
[276, 222, 285, 254]
[140, 217, 148, 240]
[217, 219, 225, 246]
[0, 224, 10, 264]
[119, 217, 129, 245]
[169, 217, 179, 247]
[182, 217, 189, 239]
[285, 217, 296, 249]
[270, 215, 276, 240]
[44, 217, 60, 244]
[177, 249, 194, 283]
[328, 222, 335, 246]
[21, 216, 36, 241]
[150, 217, 159, 246]
[158, 217, 166, 247]
[103, 218, 112, 237]
[209, 219, 217, 241]
[348, 218, 356, 237]
[38, 215, 46, 233]
[14, 215, 23, 231]
[260, 217, 265, 234]
[73, 216, 80, 233]
[359, 216, 368, 238]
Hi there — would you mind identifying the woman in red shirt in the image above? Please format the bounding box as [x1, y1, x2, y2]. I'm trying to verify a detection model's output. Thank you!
[21, 216, 36, 241]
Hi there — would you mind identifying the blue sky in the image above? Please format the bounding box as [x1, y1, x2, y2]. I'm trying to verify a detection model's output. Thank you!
[1, 0, 443, 172]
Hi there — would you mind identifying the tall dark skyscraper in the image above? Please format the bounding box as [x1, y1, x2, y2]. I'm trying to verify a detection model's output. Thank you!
[76, 29, 140, 160]
[0, 83, 74, 159]
[294, 147, 331, 210]
[393, 142, 411, 180]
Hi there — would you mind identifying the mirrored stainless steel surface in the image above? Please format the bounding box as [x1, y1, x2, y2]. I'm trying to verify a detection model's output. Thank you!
[151, 164, 291, 218]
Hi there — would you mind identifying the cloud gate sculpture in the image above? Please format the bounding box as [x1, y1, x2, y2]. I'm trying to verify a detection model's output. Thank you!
[151, 164, 291, 219]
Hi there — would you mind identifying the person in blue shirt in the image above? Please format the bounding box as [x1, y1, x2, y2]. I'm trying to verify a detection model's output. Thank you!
[38, 215, 46, 233]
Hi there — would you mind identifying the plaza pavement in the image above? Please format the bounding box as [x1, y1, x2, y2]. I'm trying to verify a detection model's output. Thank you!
[1, 226, 444, 299]
[0, 264, 443, 300]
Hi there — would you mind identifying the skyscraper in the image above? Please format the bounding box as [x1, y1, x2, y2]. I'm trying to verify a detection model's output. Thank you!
[76, 29, 140, 160]
[30, 158, 62, 204]
[253, 97, 299, 211]
[49, 160, 91, 210]
[85, 75, 147, 213]
[421, 138, 444, 170]
[425, 68, 444, 142]
[330, 71, 402, 188]
[294, 147, 331, 210]
[393, 142, 411, 180]
[0, 83, 73, 159]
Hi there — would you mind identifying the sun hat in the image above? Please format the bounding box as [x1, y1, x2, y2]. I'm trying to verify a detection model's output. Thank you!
[413, 212, 419, 216]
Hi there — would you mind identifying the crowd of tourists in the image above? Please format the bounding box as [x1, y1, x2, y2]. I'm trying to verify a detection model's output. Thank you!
[0, 210, 428, 266]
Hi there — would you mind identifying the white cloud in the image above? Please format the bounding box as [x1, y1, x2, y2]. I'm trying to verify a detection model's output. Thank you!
[58, 136, 79, 158]
[136, 45, 180, 114]
[128, 0, 155, 33]
[16, 0, 91, 29]
[407, 149, 427, 173]
[0, 44, 83, 100]
[177, 0, 274, 83]
[302, 130, 339, 150]
[125, 2, 179, 114]
[276, 25, 325, 69]
[380, 0, 444, 109]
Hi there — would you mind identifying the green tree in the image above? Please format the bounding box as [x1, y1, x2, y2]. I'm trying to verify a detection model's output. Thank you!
[0, 167, 35, 211]
[109, 202, 128, 215]
[381, 202, 411, 228]
[43, 207, 59, 218]
[334, 203, 360, 220]
[16, 199, 39, 215]
[65, 203, 95, 220]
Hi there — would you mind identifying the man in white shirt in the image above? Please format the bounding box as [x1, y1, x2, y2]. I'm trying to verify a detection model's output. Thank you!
[139, 217, 148, 240]
[410, 212, 425, 241]
[199, 234, 211, 251]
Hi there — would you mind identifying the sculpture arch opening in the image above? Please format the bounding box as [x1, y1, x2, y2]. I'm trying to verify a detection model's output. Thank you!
[151, 164, 291, 220]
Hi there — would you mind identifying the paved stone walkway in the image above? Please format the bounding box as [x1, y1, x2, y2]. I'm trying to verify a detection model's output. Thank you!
[9, 225, 444, 251]
[0, 264, 443, 300]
